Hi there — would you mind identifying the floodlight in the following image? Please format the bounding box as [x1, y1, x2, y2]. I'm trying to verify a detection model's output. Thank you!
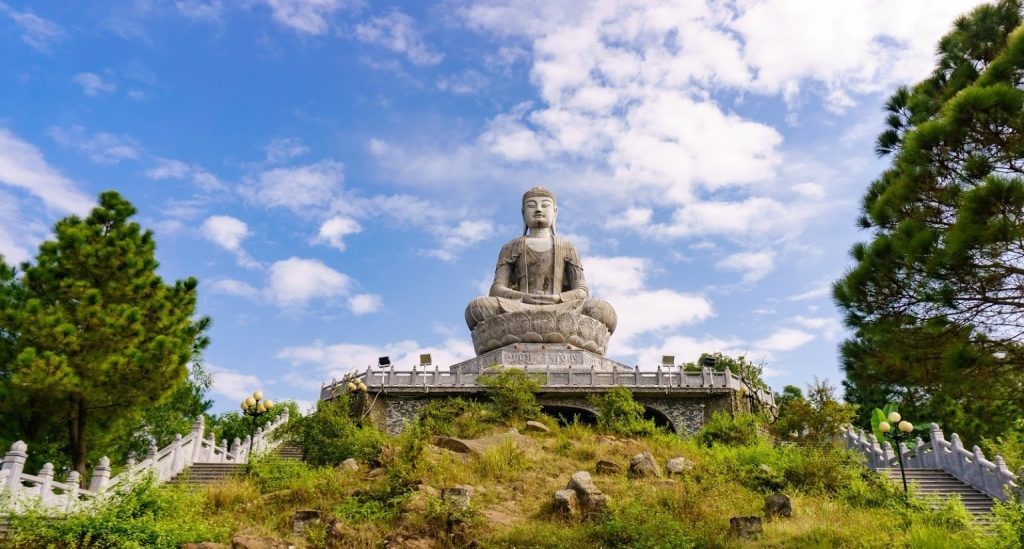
[420, 353, 432, 366]
[661, 355, 675, 367]
[378, 356, 391, 368]
[700, 355, 717, 368]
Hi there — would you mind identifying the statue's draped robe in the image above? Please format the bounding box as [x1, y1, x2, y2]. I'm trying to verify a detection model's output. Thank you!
[465, 236, 616, 333]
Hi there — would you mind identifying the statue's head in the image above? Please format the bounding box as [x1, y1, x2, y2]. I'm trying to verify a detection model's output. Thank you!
[522, 187, 557, 235]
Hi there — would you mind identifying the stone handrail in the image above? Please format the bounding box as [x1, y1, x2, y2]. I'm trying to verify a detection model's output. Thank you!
[0, 409, 289, 513]
[841, 422, 1020, 501]
[322, 365, 776, 409]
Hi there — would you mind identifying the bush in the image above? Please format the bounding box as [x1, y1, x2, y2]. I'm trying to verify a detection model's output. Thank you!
[282, 393, 386, 466]
[589, 498, 695, 548]
[417, 397, 496, 438]
[7, 476, 226, 548]
[696, 411, 761, 447]
[478, 366, 544, 421]
[590, 387, 657, 437]
[248, 454, 320, 493]
[993, 496, 1024, 548]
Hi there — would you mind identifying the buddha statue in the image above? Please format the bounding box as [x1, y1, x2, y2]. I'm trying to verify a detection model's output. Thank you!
[465, 187, 617, 355]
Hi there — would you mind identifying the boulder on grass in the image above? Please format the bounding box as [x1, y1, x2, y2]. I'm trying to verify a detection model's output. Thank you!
[552, 489, 579, 516]
[566, 471, 610, 514]
[441, 485, 474, 511]
[665, 457, 694, 476]
[292, 509, 321, 535]
[729, 516, 762, 539]
[629, 452, 661, 478]
[181, 543, 227, 549]
[525, 420, 551, 434]
[230, 532, 293, 549]
[764, 493, 792, 518]
[595, 459, 621, 475]
[338, 458, 359, 472]
[433, 431, 530, 456]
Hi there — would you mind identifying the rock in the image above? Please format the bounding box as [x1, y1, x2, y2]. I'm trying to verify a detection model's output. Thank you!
[764, 493, 792, 518]
[180, 543, 228, 549]
[629, 452, 661, 478]
[525, 420, 551, 433]
[339, 458, 359, 472]
[325, 517, 352, 548]
[433, 431, 530, 456]
[441, 484, 474, 511]
[366, 467, 385, 478]
[230, 533, 293, 549]
[292, 509, 320, 535]
[665, 457, 694, 476]
[729, 516, 763, 539]
[552, 489, 579, 516]
[566, 471, 610, 514]
[595, 459, 621, 475]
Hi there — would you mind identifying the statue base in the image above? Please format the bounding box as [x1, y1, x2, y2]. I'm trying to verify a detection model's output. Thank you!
[470, 311, 611, 355]
[450, 343, 633, 374]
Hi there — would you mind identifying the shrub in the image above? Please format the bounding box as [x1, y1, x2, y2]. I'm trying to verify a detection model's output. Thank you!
[696, 411, 761, 447]
[590, 387, 657, 437]
[282, 393, 386, 466]
[474, 440, 532, 481]
[7, 476, 226, 548]
[248, 454, 320, 493]
[417, 397, 496, 438]
[589, 498, 695, 548]
[992, 496, 1024, 548]
[478, 366, 544, 421]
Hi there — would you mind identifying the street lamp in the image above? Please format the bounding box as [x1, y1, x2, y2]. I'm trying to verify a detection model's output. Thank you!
[878, 411, 915, 493]
[240, 390, 274, 472]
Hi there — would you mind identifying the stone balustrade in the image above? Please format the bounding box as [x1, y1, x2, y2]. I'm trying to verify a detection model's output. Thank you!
[0, 409, 289, 513]
[320, 365, 776, 409]
[841, 422, 1020, 501]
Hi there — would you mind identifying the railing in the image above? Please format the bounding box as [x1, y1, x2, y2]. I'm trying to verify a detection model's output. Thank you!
[0, 409, 289, 513]
[841, 422, 1020, 501]
[321, 365, 776, 409]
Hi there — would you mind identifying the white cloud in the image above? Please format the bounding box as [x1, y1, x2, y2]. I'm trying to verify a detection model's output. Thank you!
[437, 70, 489, 95]
[267, 257, 352, 309]
[208, 278, 261, 298]
[0, 191, 47, 264]
[201, 215, 259, 268]
[793, 182, 825, 199]
[264, 137, 309, 164]
[48, 125, 140, 165]
[277, 337, 475, 381]
[176, 0, 223, 22]
[315, 216, 362, 251]
[146, 157, 225, 191]
[788, 282, 832, 301]
[244, 160, 344, 212]
[754, 328, 815, 352]
[209, 364, 263, 403]
[264, 0, 347, 35]
[715, 251, 776, 283]
[0, 128, 93, 214]
[355, 10, 444, 66]
[426, 220, 494, 261]
[792, 315, 843, 340]
[73, 72, 116, 96]
[0, 2, 63, 52]
[348, 293, 382, 315]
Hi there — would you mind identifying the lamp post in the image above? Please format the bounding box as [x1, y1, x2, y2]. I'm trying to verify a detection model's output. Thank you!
[240, 390, 274, 472]
[878, 412, 915, 493]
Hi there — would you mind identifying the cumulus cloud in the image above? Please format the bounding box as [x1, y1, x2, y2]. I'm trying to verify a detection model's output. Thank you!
[264, 137, 309, 164]
[277, 337, 475, 382]
[175, 0, 223, 22]
[208, 278, 261, 298]
[426, 220, 494, 261]
[145, 157, 225, 191]
[264, 0, 348, 35]
[267, 257, 351, 308]
[437, 70, 489, 95]
[787, 282, 833, 301]
[715, 251, 776, 283]
[73, 72, 116, 96]
[315, 216, 362, 251]
[201, 215, 260, 268]
[48, 125, 140, 165]
[0, 191, 48, 264]
[754, 327, 815, 352]
[0, 2, 64, 52]
[243, 160, 344, 213]
[792, 315, 843, 340]
[348, 293, 382, 315]
[209, 363, 263, 403]
[0, 128, 93, 214]
[355, 9, 443, 66]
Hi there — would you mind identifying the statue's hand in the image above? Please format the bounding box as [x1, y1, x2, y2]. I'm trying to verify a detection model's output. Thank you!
[523, 293, 561, 305]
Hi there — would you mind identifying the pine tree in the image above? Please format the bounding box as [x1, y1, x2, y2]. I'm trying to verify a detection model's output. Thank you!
[834, 0, 1024, 441]
[0, 191, 209, 475]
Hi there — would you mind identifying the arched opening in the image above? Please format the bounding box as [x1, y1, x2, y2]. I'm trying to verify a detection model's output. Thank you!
[643, 406, 676, 433]
[541, 405, 598, 427]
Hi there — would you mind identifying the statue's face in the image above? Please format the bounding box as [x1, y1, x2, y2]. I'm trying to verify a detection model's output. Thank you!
[523, 196, 556, 230]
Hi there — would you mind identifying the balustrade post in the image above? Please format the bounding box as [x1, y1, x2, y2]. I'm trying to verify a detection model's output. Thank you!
[701, 366, 709, 387]
[634, 366, 640, 386]
[590, 365, 595, 386]
[126, 457, 136, 482]
[882, 441, 895, 468]
[242, 435, 252, 461]
[219, 439, 229, 463]
[1, 441, 27, 495]
[657, 364, 662, 386]
[230, 438, 241, 461]
[89, 456, 111, 492]
[913, 437, 925, 468]
[973, 446, 986, 488]
[202, 432, 215, 462]
[995, 456, 1011, 499]
[37, 463, 53, 501]
[434, 365, 439, 385]
[189, 415, 205, 464]
[64, 471, 81, 511]
[389, 365, 395, 385]
[612, 366, 617, 386]
[723, 366, 732, 388]
[169, 434, 183, 476]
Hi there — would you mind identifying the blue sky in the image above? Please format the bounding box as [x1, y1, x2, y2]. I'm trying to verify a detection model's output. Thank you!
[0, 0, 989, 413]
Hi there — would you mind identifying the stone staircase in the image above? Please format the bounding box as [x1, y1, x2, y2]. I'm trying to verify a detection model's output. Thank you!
[169, 443, 304, 486]
[880, 468, 994, 519]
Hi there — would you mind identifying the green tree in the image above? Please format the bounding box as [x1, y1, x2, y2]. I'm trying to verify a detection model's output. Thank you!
[478, 366, 543, 421]
[834, 0, 1024, 442]
[0, 191, 209, 475]
[774, 379, 857, 443]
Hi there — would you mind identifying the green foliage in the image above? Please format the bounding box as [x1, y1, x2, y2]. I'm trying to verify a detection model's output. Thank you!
[983, 418, 1024, 470]
[6, 476, 226, 548]
[871, 402, 899, 444]
[416, 397, 496, 438]
[684, 352, 769, 391]
[696, 411, 761, 447]
[589, 498, 694, 548]
[992, 496, 1024, 547]
[248, 454, 321, 493]
[208, 399, 297, 450]
[774, 379, 857, 443]
[478, 366, 543, 421]
[0, 191, 210, 475]
[590, 387, 657, 437]
[281, 394, 385, 466]
[473, 440, 532, 481]
[835, 0, 1024, 444]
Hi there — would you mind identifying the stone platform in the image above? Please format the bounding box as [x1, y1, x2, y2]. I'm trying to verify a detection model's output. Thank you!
[450, 343, 632, 374]
[470, 311, 611, 355]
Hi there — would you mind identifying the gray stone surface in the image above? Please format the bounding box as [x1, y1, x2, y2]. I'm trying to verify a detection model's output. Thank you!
[629, 452, 661, 478]
[566, 471, 609, 514]
[450, 343, 633, 374]
[666, 457, 694, 476]
[525, 420, 551, 433]
[292, 509, 321, 535]
[764, 493, 792, 518]
[595, 460, 621, 475]
[553, 488, 580, 516]
[441, 485, 473, 511]
[729, 516, 763, 538]
[464, 188, 617, 356]
[339, 458, 359, 472]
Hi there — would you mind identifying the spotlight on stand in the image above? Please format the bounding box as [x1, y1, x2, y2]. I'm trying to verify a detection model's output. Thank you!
[378, 356, 391, 368]
[700, 355, 717, 369]
[420, 353, 433, 367]
[661, 355, 675, 367]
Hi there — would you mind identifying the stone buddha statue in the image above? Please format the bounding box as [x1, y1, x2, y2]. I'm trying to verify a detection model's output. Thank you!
[465, 187, 617, 355]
